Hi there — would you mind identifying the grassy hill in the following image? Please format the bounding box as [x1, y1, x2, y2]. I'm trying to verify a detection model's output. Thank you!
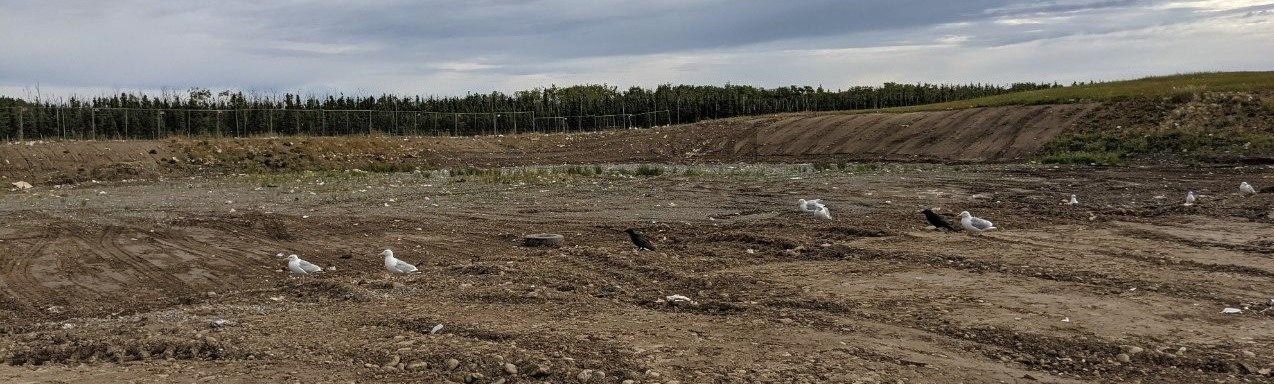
[883, 71, 1274, 113]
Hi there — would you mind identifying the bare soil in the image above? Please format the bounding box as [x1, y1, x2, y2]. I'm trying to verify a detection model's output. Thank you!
[1, 162, 1272, 383]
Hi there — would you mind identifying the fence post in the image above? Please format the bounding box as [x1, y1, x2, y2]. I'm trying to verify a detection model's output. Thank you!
[16, 107, 24, 142]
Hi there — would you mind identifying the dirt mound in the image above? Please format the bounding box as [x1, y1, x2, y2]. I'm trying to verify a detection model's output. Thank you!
[7, 96, 1274, 184]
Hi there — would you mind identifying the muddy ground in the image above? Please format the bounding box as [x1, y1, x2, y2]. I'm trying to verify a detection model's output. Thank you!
[0, 163, 1272, 383]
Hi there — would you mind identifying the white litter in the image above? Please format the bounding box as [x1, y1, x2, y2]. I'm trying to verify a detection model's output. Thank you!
[430, 324, 444, 334]
[11, 181, 32, 190]
[1221, 307, 1242, 314]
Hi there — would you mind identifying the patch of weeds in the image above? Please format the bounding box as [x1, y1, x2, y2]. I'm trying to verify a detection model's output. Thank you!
[561, 165, 599, 177]
[634, 164, 665, 177]
[1039, 130, 1274, 164]
[362, 162, 417, 173]
[1038, 151, 1125, 166]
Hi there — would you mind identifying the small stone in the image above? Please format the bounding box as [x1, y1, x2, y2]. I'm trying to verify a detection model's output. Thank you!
[463, 372, 485, 383]
[780, 249, 799, 257]
[1115, 353, 1131, 363]
[490, 379, 506, 384]
[407, 360, 428, 371]
[503, 363, 518, 375]
[446, 358, 461, 370]
[384, 355, 401, 368]
[364, 363, 378, 369]
[778, 318, 795, 325]
[1242, 350, 1256, 358]
[577, 369, 594, 381]
[1121, 345, 1144, 355]
[622, 380, 636, 384]
[644, 369, 661, 378]
[526, 363, 551, 377]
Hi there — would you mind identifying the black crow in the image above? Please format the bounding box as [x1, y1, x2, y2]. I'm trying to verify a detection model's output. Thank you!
[624, 228, 655, 251]
[922, 209, 957, 231]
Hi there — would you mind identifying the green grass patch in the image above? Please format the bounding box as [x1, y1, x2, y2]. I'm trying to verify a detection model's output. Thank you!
[837, 72, 1274, 113]
[633, 164, 666, 177]
[362, 162, 419, 173]
[1039, 130, 1274, 164]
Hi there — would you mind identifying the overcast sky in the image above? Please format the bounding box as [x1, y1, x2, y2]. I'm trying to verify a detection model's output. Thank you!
[1, 0, 1272, 99]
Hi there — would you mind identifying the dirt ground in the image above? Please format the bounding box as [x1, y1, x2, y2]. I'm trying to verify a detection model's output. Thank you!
[0, 162, 1272, 383]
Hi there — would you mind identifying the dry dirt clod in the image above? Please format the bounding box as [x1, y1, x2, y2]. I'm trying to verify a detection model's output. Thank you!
[446, 358, 461, 370]
[1115, 353, 1131, 363]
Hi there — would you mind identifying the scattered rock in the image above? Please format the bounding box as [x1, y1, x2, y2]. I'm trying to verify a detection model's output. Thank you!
[525, 363, 551, 377]
[11, 181, 32, 190]
[407, 360, 428, 371]
[503, 363, 517, 375]
[1115, 353, 1131, 363]
[384, 354, 401, 368]
[1242, 350, 1256, 358]
[210, 318, 232, 328]
[1121, 345, 1144, 355]
[780, 249, 800, 257]
[661, 294, 697, 307]
[778, 318, 795, 325]
[463, 372, 485, 383]
[523, 233, 564, 247]
[577, 369, 594, 382]
[446, 358, 461, 370]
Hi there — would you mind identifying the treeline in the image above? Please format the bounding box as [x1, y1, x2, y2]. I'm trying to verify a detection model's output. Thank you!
[0, 82, 1059, 140]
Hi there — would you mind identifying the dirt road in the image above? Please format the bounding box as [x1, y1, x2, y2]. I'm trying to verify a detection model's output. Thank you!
[1, 163, 1272, 383]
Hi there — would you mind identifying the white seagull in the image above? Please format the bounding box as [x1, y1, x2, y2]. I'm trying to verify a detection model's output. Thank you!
[286, 254, 323, 275]
[1240, 182, 1257, 195]
[811, 204, 832, 220]
[959, 211, 997, 233]
[382, 249, 419, 274]
[1068, 194, 1079, 205]
[797, 199, 822, 212]
[1184, 191, 1196, 206]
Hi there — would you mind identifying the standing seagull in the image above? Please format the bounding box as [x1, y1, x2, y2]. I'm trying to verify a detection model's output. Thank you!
[1068, 195, 1079, 205]
[624, 228, 655, 251]
[1240, 182, 1257, 195]
[959, 211, 997, 233]
[1184, 191, 1196, 206]
[921, 209, 957, 231]
[381, 249, 418, 273]
[286, 254, 323, 275]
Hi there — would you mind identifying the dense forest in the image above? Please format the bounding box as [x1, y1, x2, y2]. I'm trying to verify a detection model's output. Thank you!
[0, 82, 1058, 140]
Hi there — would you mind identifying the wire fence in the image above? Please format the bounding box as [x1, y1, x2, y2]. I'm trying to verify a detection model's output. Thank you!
[0, 107, 674, 141]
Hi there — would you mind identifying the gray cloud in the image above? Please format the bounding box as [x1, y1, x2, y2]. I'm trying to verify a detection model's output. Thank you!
[1, 0, 1271, 98]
